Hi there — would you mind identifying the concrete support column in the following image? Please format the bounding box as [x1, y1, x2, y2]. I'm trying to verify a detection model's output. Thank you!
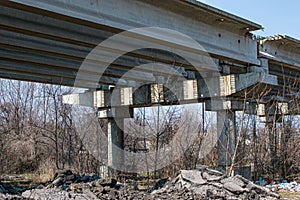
[259, 101, 285, 179]
[217, 110, 237, 173]
[108, 117, 125, 174]
[266, 121, 276, 179]
[102, 107, 133, 175]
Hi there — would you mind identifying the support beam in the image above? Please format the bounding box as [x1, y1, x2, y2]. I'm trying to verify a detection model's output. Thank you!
[205, 99, 244, 111]
[98, 107, 134, 119]
[62, 70, 273, 110]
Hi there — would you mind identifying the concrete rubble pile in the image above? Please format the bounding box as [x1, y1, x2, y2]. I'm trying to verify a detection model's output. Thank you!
[0, 167, 283, 200]
[21, 169, 202, 200]
[157, 166, 280, 200]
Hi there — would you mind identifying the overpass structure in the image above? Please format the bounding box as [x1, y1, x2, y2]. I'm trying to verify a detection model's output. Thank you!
[1, 0, 300, 174]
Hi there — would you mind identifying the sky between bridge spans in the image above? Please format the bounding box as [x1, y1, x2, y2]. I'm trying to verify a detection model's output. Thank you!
[197, 0, 300, 40]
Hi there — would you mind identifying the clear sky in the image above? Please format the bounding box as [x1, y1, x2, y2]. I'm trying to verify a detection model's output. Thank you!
[197, 0, 300, 40]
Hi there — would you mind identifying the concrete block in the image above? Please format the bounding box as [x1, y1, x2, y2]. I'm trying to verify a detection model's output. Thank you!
[245, 102, 257, 115]
[133, 85, 151, 105]
[248, 66, 265, 73]
[259, 116, 276, 123]
[121, 88, 133, 105]
[94, 90, 105, 108]
[111, 87, 133, 106]
[277, 102, 289, 115]
[164, 81, 183, 102]
[261, 75, 278, 85]
[98, 107, 134, 119]
[219, 75, 235, 96]
[63, 92, 93, 107]
[258, 102, 288, 117]
[183, 80, 198, 100]
[151, 84, 164, 103]
[198, 76, 220, 98]
[259, 58, 269, 74]
[205, 99, 244, 111]
[63, 94, 79, 105]
[257, 104, 266, 116]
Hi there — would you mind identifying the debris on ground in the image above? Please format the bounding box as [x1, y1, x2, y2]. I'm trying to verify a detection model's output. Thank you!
[0, 167, 283, 200]
[157, 166, 280, 200]
[0, 181, 23, 195]
[266, 181, 300, 193]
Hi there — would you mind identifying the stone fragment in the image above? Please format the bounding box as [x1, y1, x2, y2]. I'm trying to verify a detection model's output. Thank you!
[52, 177, 63, 187]
[96, 178, 117, 188]
[191, 185, 219, 195]
[209, 182, 223, 189]
[65, 174, 76, 181]
[153, 178, 169, 190]
[221, 177, 246, 187]
[223, 182, 248, 194]
[247, 182, 267, 194]
[180, 170, 207, 185]
[206, 168, 224, 176]
[202, 171, 223, 181]
[235, 174, 250, 184]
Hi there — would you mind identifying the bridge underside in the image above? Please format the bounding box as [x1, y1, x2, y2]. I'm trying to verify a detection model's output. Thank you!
[1, 0, 300, 174]
[0, 0, 262, 87]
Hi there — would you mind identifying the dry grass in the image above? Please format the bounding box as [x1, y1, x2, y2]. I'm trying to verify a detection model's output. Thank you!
[1, 173, 52, 187]
[279, 192, 300, 200]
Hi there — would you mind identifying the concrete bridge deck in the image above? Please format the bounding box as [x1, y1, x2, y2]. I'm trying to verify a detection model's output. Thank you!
[1, 0, 300, 174]
[0, 0, 262, 87]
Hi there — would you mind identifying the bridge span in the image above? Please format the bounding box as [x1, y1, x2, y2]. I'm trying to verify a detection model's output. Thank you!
[1, 0, 300, 174]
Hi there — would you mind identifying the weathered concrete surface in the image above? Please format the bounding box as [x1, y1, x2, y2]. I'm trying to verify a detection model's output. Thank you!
[0, 0, 261, 87]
